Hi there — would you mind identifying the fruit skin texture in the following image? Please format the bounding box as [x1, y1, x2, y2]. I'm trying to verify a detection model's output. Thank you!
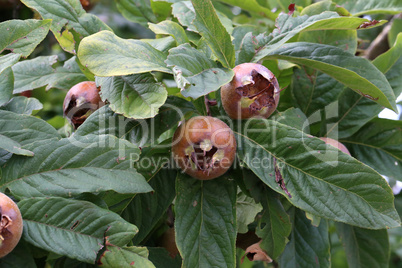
[63, 81, 104, 129]
[172, 116, 236, 180]
[0, 192, 23, 258]
[320, 137, 351, 155]
[221, 63, 280, 119]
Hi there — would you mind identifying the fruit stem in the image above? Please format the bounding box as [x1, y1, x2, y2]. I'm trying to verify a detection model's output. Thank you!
[204, 96, 212, 116]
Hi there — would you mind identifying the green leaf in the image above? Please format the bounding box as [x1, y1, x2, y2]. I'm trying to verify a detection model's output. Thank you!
[96, 73, 167, 119]
[341, 118, 402, 181]
[1, 96, 43, 115]
[0, 53, 21, 74]
[256, 191, 292, 260]
[76, 97, 196, 147]
[148, 247, 182, 268]
[6, 166, 152, 199]
[19, 197, 138, 263]
[290, 69, 345, 116]
[12, 55, 88, 93]
[0, 134, 34, 157]
[171, 1, 196, 31]
[389, 18, 402, 46]
[1, 134, 146, 199]
[336, 223, 390, 268]
[0, 68, 14, 106]
[0, 19, 51, 57]
[279, 208, 330, 268]
[333, 0, 402, 15]
[216, 0, 276, 20]
[0, 110, 60, 146]
[235, 119, 400, 229]
[122, 151, 177, 244]
[246, 12, 382, 63]
[264, 42, 397, 111]
[236, 191, 262, 233]
[98, 246, 154, 267]
[373, 32, 402, 74]
[190, 0, 235, 68]
[115, 0, 158, 27]
[148, 21, 189, 45]
[175, 174, 237, 268]
[78, 30, 171, 77]
[327, 52, 402, 139]
[20, 0, 111, 53]
[166, 43, 234, 99]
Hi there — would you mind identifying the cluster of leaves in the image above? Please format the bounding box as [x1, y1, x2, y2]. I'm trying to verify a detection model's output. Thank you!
[0, 0, 402, 267]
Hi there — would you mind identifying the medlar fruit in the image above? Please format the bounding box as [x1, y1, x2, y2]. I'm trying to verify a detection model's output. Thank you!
[221, 63, 280, 119]
[0, 192, 23, 258]
[172, 116, 236, 180]
[320, 137, 350, 155]
[63, 81, 104, 129]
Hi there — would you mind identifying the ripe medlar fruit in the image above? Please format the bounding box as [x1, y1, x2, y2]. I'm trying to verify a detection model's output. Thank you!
[172, 116, 236, 180]
[221, 63, 280, 119]
[320, 137, 351, 155]
[0, 193, 23, 258]
[63, 81, 104, 129]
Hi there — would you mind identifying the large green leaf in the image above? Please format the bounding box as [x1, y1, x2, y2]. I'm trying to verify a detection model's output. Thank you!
[98, 246, 154, 267]
[336, 223, 390, 268]
[1, 96, 43, 115]
[256, 191, 292, 260]
[235, 119, 400, 229]
[0, 110, 60, 145]
[334, 0, 402, 15]
[165, 43, 234, 99]
[78, 31, 172, 76]
[326, 45, 402, 138]
[96, 73, 167, 119]
[115, 0, 158, 27]
[1, 134, 148, 199]
[190, 0, 235, 68]
[264, 42, 397, 111]
[0, 19, 51, 57]
[0, 134, 34, 157]
[19, 197, 138, 263]
[241, 12, 382, 63]
[341, 118, 402, 181]
[279, 208, 330, 268]
[175, 174, 237, 268]
[20, 0, 111, 53]
[12, 55, 87, 93]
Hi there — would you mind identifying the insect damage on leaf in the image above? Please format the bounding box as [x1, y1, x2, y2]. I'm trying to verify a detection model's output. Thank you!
[274, 158, 292, 198]
[236, 70, 276, 112]
[357, 20, 380, 29]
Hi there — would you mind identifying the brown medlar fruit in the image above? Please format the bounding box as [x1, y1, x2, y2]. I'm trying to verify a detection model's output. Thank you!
[63, 81, 104, 129]
[221, 63, 280, 119]
[172, 116, 236, 180]
[0, 192, 23, 258]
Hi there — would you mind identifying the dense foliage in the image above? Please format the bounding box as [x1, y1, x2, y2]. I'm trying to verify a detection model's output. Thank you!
[0, 0, 401, 267]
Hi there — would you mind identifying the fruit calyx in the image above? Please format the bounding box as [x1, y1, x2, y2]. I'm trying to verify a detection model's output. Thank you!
[185, 140, 225, 173]
[236, 69, 276, 113]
